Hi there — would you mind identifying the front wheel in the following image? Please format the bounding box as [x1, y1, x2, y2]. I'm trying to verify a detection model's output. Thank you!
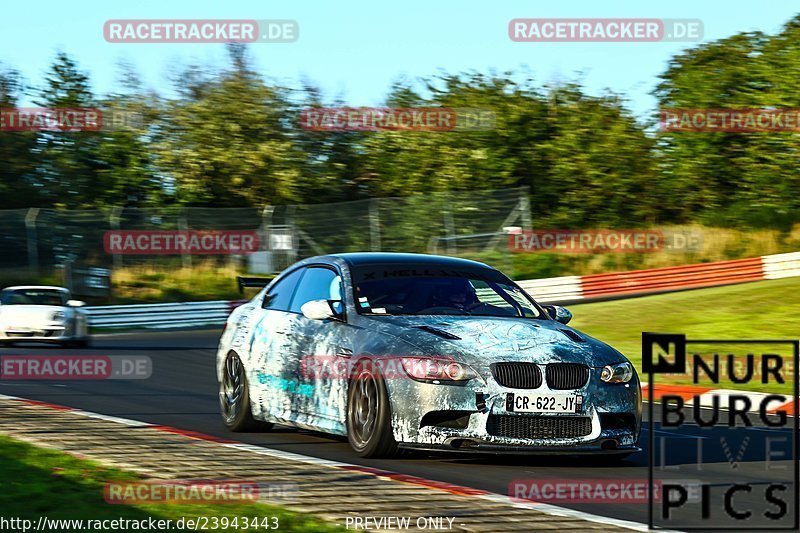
[220, 352, 273, 432]
[346, 360, 398, 458]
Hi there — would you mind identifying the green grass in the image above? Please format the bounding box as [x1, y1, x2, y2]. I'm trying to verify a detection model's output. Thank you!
[0, 435, 338, 532]
[569, 278, 800, 393]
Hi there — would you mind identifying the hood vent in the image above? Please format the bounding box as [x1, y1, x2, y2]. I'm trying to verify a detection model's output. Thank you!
[415, 325, 461, 340]
[559, 329, 585, 343]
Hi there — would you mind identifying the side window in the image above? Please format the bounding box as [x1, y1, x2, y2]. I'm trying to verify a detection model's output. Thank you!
[263, 268, 304, 311]
[500, 284, 539, 318]
[471, 280, 516, 312]
[289, 267, 341, 314]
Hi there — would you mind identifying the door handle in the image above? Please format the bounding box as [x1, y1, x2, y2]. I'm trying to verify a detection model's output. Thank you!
[336, 347, 353, 358]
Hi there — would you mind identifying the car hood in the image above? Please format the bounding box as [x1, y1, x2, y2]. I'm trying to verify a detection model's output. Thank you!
[361, 315, 626, 368]
[0, 305, 67, 322]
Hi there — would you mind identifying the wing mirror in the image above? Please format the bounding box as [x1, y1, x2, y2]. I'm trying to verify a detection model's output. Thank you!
[66, 300, 86, 307]
[301, 299, 342, 321]
[543, 305, 572, 324]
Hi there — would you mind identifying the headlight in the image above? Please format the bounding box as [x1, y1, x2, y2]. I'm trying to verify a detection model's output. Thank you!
[400, 357, 478, 384]
[600, 362, 633, 383]
[51, 311, 66, 321]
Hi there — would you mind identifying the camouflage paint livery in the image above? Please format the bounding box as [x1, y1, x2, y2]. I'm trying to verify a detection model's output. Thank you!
[217, 253, 641, 454]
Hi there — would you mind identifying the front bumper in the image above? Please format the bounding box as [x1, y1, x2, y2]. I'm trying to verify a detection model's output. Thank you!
[0, 325, 71, 342]
[387, 367, 642, 453]
[401, 442, 642, 455]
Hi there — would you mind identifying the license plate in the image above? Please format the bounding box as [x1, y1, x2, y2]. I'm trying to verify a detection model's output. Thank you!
[506, 393, 583, 413]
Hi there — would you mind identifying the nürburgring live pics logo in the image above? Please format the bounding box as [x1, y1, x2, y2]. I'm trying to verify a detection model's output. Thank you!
[643, 332, 799, 530]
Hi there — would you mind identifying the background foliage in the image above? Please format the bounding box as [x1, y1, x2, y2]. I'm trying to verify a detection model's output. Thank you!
[1, 17, 800, 230]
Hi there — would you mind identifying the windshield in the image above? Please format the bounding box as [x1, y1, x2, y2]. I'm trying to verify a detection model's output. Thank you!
[0, 289, 67, 306]
[352, 267, 542, 318]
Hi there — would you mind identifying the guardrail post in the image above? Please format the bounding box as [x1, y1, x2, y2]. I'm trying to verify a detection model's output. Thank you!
[444, 208, 456, 255]
[110, 206, 124, 271]
[260, 205, 274, 251]
[287, 205, 298, 264]
[483, 193, 525, 253]
[370, 198, 381, 251]
[179, 208, 191, 268]
[25, 208, 40, 275]
[519, 195, 532, 231]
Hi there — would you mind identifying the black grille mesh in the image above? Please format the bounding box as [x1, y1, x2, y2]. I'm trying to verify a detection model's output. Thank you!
[491, 363, 543, 389]
[487, 415, 592, 439]
[546, 363, 590, 390]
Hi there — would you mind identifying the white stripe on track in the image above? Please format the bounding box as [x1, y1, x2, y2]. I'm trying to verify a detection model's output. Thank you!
[0, 393, 669, 532]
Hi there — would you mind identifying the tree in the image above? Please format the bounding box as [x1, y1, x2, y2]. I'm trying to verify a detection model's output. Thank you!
[154, 45, 300, 206]
[34, 52, 102, 208]
[0, 65, 39, 207]
[94, 62, 164, 207]
[653, 22, 800, 228]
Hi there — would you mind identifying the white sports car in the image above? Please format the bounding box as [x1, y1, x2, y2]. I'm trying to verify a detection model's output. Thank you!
[0, 286, 90, 347]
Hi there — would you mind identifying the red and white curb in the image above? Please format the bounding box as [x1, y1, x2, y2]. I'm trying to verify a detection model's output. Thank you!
[642, 384, 797, 416]
[519, 251, 800, 304]
[0, 393, 659, 532]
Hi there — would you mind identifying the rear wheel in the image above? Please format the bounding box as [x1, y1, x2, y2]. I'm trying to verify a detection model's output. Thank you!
[220, 352, 273, 432]
[346, 360, 398, 458]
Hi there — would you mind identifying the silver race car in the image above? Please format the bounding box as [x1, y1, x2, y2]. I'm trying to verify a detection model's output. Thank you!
[0, 286, 90, 347]
[217, 253, 641, 458]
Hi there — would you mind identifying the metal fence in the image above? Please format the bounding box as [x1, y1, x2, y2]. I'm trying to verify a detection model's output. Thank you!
[0, 188, 529, 278]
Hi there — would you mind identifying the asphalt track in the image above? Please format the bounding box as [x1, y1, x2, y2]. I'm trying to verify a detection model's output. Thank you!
[0, 329, 796, 530]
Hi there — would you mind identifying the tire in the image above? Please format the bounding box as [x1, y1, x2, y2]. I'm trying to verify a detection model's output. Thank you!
[61, 337, 88, 349]
[74, 336, 90, 349]
[220, 352, 273, 432]
[346, 359, 399, 458]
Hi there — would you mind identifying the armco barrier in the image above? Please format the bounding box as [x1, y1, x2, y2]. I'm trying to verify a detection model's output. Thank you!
[763, 251, 800, 280]
[517, 275, 583, 304]
[85, 300, 240, 329]
[85, 251, 799, 328]
[580, 256, 765, 299]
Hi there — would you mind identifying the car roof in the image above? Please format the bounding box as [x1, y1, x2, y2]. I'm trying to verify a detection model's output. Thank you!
[2, 286, 69, 292]
[328, 252, 493, 270]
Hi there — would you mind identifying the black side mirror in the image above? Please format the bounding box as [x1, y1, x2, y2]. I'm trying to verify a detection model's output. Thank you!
[542, 305, 573, 324]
